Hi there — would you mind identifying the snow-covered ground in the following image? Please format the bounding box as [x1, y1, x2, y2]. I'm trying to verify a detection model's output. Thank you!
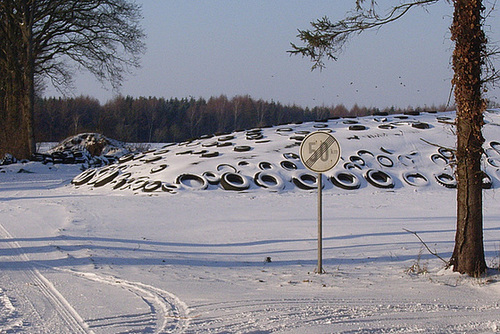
[1, 110, 500, 333]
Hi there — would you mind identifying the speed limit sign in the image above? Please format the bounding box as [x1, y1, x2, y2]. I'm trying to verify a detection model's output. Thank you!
[299, 131, 341, 274]
[300, 131, 341, 173]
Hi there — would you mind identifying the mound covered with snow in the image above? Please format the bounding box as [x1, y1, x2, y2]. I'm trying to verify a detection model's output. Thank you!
[35, 133, 134, 167]
[71, 110, 500, 194]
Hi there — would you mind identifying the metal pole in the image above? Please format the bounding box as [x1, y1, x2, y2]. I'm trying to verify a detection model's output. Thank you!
[317, 172, 323, 274]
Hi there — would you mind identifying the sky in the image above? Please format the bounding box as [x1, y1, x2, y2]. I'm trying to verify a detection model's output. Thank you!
[43, 1, 500, 109]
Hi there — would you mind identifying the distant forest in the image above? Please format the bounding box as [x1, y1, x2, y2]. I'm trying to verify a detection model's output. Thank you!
[34, 94, 452, 144]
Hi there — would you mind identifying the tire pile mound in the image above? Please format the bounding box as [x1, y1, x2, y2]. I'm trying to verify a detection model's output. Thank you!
[34, 133, 134, 167]
[71, 110, 500, 194]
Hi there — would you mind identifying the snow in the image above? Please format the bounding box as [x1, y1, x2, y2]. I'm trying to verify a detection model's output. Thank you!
[1, 110, 500, 333]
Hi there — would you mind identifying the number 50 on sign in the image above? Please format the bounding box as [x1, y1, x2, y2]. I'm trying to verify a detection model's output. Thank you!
[300, 132, 341, 173]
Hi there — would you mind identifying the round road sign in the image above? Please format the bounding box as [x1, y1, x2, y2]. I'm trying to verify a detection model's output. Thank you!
[299, 131, 341, 173]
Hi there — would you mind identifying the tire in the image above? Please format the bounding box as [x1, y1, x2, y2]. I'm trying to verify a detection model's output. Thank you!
[430, 153, 448, 166]
[438, 147, 455, 160]
[176, 173, 208, 190]
[283, 153, 300, 160]
[72, 168, 96, 185]
[217, 163, 237, 173]
[434, 173, 457, 188]
[292, 172, 318, 190]
[349, 125, 367, 131]
[145, 155, 162, 163]
[202, 171, 220, 185]
[398, 155, 414, 166]
[234, 145, 252, 152]
[280, 160, 297, 171]
[402, 172, 429, 187]
[162, 183, 181, 193]
[220, 172, 250, 191]
[490, 141, 500, 154]
[330, 170, 361, 190]
[378, 124, 396, 130]
[93, 169, 120, 187]
[217, 135, 235, 142]
[364, 169, 394, 189]
[349, 155, 365, 166]
[487, 158, 500, 168]
[143, 180, 162, 192]
[259, 161, 275, 170]
[131, 178, 150, 191]
[412, 122, 430, 129]
[201, 151, 219, 158]
[254, 171, 285, 191]
[376, 155, 394, 167]
[150, 164, 168, 174]
[482, 172, 493, 189]
[343, 162, 363, 170]
[357, 150, 374, 158]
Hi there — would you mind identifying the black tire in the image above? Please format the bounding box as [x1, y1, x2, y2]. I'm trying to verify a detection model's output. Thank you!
[330, 171, 361, 190]
[218, 135, 235, 142]
[217, 163, 237, 173]
[349, 125, 367, 131]
[364, 169, 394, 189]
[202, 171, 220, 185]
[491, 141, 500, 154]
[217, 142, 233, 148]
[376, 155, 394, 167]
[93, 169, 120, 187]
[131, 178, 150, 191]
[143, 180, 162, 192]
[280, 160, 297, 171]
[349, 155, 365, 166]
[402, 172, 429, 187]
[220, 172, 250, 191]
[430, 153, 448, 166]
[145, 155, 162, 163]
[378, 124, 396, 130]
[72, 168, 96, 185]
[162, 183, 181, 193]
[357, 150, 374, 158]
[176, 173, 208, 190]
[234, 145, 252, 152]
[259, 161, 275, 170]
[254, 171, 285, 191]
[292, 172, 318, 190]
[201, 151, 219, 158]
[482, 172, 493, 189]
[412, 122, 430, 129]
[434, 173, 457, 188]
[438, 147, 455, 160]
[150, 164, 168, 174]
[283, 152, 300, 160]
[343, 162, 363, 170]
[487, 158, 500, 168]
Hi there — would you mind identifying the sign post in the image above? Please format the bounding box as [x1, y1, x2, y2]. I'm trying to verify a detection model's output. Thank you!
[299, 131, 341, 274]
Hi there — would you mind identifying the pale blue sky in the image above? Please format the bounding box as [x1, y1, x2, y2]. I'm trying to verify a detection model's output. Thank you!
[44, 1, 500, 109]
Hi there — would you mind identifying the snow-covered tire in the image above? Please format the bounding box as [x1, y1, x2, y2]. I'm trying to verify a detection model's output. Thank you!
[202, 171, 220, 185]
[150, 164, 168, 174]
[93, 169, 119, 187]
[254, 171, 285, 191]
[259, 161, 276, 170]
[434, 173, 456, 188]
[402, 172, 429, 187]
[176, 174, 208, 190]
[234, 145, 252, 152]
[280, 160, 297, 171]
[292, 172, 319, 190]
[217, 164, 237, 173]
[330, 170, 361, 190]
[72, 168, 96, 185]
[143, 180, 162, 192]
[220, 172, 250, 191]
[376, 155, 394, 168]
[364, 169, 394, 189]
[430, 153, 448, 166]
[482, 172, 493, 189]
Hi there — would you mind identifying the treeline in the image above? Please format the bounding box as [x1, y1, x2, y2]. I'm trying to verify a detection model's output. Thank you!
[34, 94, 450, 143]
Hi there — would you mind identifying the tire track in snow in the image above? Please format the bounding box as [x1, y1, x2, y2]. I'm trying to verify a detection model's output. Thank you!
[47, 268, 191, 333]
[0, 223, 92, 333]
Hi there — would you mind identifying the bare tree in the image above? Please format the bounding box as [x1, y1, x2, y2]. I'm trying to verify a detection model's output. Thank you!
[0, 0, 145, 159]
[290, 0, 498, 277]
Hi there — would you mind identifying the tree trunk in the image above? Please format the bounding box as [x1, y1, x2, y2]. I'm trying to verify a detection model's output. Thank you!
[449, 0, 487, 277]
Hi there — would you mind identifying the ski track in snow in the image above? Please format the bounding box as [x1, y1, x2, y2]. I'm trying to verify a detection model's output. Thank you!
[0, 223, 91, 333]
[0, 221, 190, 334]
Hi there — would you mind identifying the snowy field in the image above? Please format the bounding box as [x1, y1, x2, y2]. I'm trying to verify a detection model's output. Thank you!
[1, 110, 500, 333]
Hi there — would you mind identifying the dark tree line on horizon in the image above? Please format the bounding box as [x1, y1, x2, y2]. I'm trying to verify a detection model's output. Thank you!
[34, 94, 453, 145]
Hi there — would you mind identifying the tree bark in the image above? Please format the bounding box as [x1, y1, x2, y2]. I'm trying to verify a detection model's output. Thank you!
[449, 0, 487, 277]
